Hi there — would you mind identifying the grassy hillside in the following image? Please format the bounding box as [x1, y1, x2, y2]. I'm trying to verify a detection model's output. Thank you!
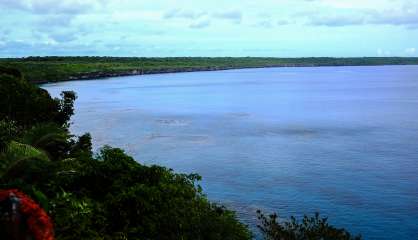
[1, 56, 418, 84]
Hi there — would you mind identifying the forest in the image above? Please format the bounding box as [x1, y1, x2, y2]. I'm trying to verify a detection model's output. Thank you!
[1, 56, 418, 84]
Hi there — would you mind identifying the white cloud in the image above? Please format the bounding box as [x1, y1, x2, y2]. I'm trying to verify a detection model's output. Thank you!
[0, 0, 106, 14]
[189, 19, 211, 29]
[1, 0, 418, 57]
[405, 47, 416, 55]
[163, 9, 207, 20]
[307, 13, 365, 27]
[311, 0, 395, 9]
[256, 20, 273, 28]
[213, 10, 243, 24]
[377, 48, 392, 57]
[277, 20, 291, 26]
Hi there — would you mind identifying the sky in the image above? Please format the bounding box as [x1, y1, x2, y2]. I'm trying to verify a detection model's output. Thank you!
[0, 0, 418, 57]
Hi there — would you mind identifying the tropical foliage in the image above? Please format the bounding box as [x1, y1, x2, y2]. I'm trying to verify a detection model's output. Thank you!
[257, 211, 361, 240]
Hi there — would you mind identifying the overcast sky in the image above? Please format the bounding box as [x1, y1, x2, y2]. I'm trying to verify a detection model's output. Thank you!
[0, 0, 417, 57]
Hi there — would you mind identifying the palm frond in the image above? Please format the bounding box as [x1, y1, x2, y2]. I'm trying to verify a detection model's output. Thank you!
[0, 141, 49, 177]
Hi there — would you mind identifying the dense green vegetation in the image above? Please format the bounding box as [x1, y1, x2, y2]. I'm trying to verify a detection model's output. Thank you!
[1, 56, 418, 84]
[257, 211, 361, 240]
[0, 66, 361, 239]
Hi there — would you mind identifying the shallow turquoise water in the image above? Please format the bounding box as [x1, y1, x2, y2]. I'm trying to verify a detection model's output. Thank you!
[43, 66, 418, 239]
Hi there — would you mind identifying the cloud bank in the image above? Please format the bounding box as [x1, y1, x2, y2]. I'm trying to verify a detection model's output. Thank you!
[0, 0, 417, 57]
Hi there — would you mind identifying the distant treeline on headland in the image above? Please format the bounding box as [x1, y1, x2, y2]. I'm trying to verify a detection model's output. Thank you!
[1, 56, 418, 84]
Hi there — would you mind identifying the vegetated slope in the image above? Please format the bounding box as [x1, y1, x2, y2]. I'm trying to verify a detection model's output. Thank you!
[0, 67, 251, 240]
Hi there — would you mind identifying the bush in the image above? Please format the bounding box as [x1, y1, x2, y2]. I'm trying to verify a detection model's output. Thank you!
[0, 119, 18, 151]
[257, 211, 361, 240]
[46, 147, 252, 240]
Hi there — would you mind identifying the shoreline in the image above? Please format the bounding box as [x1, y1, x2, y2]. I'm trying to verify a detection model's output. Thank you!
[39, 63, 418, 84]
[3, 56, 418, 84]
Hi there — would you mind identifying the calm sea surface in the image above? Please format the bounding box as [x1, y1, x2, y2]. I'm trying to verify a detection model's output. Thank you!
[43, 66, 418, 239]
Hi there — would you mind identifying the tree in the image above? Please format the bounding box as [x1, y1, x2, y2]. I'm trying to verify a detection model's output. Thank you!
[55, 91, 77, 127]
[0, 71, 76, 128]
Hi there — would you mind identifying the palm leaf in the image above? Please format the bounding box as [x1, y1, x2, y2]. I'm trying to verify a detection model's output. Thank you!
[0, 141, 49, 177]
[20, 123, 70, 160]
[22, 123, 69, 147]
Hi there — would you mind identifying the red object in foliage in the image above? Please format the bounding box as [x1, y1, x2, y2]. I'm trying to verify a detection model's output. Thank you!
[0, 189, 54, 240]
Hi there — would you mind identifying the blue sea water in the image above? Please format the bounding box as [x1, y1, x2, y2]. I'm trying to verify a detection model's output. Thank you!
[43, 66, 418, 239]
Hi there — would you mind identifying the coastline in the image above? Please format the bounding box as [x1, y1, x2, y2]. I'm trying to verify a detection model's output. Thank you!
[38, 63, 418, 84]
[3, 56, 418, 84]
[44, 65, 262, 84]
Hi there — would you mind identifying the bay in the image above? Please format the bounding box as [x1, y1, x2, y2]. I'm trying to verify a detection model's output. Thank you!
[43, 66, 418, 239]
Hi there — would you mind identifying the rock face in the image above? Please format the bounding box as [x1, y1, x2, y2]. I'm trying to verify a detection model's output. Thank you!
[45, 66, 268, 83]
